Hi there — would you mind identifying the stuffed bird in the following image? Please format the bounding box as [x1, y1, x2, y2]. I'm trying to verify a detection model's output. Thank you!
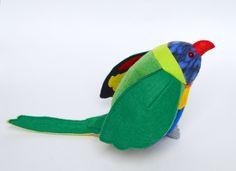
[9, 40, 215, 150]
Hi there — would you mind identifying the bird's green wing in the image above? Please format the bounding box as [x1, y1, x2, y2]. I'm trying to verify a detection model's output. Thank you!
[100, 51, 148, 98]
[99, 70, 184, 150]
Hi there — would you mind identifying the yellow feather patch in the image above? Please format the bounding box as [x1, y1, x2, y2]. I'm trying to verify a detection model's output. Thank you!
[178, 85, 191, 109]
[108, 73, 126, 91]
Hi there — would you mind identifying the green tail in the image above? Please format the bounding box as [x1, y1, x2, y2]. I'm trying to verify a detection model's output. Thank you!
[8, 114, 107, 134]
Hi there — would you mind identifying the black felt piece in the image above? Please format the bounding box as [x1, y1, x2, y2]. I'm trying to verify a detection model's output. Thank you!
[100, 51, 148, 98]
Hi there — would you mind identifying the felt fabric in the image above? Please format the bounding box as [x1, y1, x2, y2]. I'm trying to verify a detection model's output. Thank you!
[166, 108, 184, 135]
[8, 40, 215, 150]
[167, 86, 190, 136]
[167, 127, 180, 139]
[167, 85, 190, 135]
[9, 114, 107, 134]
[192, 40, 215, 56]
[178, 85, 191, 109]
[99, 70, 184, 150]
[168, 42, 202, 84]
[108, 73, 126, 91]
[152, 44, 186, 84]
[112, 51, 162, 104]
[100, 51, 148, 98]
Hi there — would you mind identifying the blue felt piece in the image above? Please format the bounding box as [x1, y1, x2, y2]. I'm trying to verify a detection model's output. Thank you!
[168, 42, 201, 84]
[167, 108, 184, 135]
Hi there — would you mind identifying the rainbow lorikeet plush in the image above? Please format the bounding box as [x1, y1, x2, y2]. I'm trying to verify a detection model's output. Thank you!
[9, 40, 215, 150]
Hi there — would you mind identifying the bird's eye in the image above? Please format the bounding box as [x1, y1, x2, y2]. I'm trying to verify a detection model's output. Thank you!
[188, 51, 195, 58]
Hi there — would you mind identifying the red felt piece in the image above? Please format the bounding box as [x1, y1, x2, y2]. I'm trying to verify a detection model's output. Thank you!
[193, 40, 215, 56]
[118, 55, 143, 71]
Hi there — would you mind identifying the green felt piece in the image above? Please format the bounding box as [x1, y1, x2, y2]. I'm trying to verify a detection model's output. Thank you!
[9, 114, 107, 134]
[112, 51, 162, 104]
[99, 70, 184, 150]
[152, 44, 186, 84]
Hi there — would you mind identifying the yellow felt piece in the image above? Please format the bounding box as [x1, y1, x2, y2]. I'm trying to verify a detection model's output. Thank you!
[178, 85, 191, 109]
[152, 44, 186, 84]
[108, 73, 126, 91]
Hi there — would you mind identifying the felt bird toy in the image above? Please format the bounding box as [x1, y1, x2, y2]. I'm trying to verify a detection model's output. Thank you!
[9, 40, 215, 150]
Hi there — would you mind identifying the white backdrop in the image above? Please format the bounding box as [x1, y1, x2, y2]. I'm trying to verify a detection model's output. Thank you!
[0, 0, 235, 171]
